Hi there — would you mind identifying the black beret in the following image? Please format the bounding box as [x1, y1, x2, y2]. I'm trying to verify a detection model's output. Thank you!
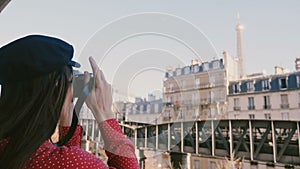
[0, 35, 80, 84]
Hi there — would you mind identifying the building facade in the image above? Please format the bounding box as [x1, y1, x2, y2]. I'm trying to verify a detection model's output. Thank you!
[113, 94, 163, 124]
[228, 71, 300, 120]
[162, 57, 233, 122]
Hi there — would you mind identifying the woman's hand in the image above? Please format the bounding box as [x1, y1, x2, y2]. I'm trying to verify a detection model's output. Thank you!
[84, 57, 115, 123]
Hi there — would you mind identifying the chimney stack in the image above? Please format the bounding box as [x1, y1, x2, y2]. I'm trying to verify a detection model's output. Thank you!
[275, 66, 285, 74]
[295, 57, 300, 71]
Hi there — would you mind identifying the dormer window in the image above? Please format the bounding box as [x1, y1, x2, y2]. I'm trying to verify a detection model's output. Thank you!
[279, 77, 287, 89]
[184, 67, 190, 75]
[193, 65, 199, 72]
[176, 68, 181, 76]
[169, 83, 174, 91]
[246, 81, 255, 92]
[262, 79, 270, 90]
[297, 75, 300, 88]
[203, 63, 209, 71]
[232, 83, 240, 93]
[212, 61, 220, 69]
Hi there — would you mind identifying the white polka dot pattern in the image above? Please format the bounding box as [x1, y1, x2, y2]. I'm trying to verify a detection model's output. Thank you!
[0, 119, 139, 169]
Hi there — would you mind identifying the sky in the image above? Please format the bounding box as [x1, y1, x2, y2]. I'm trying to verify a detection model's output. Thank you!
[1, 0, 299, 99]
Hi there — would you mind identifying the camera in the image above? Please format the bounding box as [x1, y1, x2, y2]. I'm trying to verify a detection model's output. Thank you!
[73, 71, 94, 97]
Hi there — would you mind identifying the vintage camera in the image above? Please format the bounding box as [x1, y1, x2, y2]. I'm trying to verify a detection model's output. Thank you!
[73, 71, 94, 97]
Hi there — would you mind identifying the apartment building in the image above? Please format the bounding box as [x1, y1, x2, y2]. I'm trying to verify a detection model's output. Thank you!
[228, 71, 300, 120]
[113, 94, 163, 124]
[162, 57, 233, 122]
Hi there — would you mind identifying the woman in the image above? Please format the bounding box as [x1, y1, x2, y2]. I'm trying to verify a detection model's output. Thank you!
[0, 35, 139, 169]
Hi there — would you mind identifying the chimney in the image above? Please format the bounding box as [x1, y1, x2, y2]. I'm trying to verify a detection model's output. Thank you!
[275, 66, 285, 74]
[191, 59, 201, 65]
[295, 57, 300, 71]
[148, 94, 155, 102]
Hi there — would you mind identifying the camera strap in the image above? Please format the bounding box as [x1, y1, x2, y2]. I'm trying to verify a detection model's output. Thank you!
[54, 77, 94, 146]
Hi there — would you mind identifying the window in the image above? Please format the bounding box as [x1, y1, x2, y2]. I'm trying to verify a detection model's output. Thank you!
[232, 84, 240, 93]
[279, 78, 287, 89]
[126, 104, 133, 114]
[209, 161, 216, 169]
[210, 76, 215, 86]
[248, 97, 255, 110]
[193, 109, 199, 118]
[233, 98, 240, 111]
[280, 94, 289, 109]
[176, 68, 181, 76]
[192, 93, 199, 105]
[281, 112, 289, 120]
[264, 113, 271, 120]
[195, 78, 200, 87]
[262, 79, 270, 90]
[210, 91, 215, 101]
[163, 110, 171, 121]
[263, 96, 271, 109]
[203, 63, 209, 71]
[154, 104, 159, 113]
[298, 93, 300, 107]
[170, 96, 173, 103]
[234, 114, 240, 119]
[212, 61, 220, 69]
[169, 83, 174, 91]
[249, 114, 255, 119]
[209, 108, 215, 118]
[194, 160, 200, 169]
[179, 110, 184, 119]
[133, 105, 137, 114]
[180, 94, 184, 104]
[181, 80, 186, 88]
[297, 75, 300, 88]
[193, 65, 199, 72]
[147, 104, 151, 113]
[247, 81, 255, 92]
[139, 105, 143, 113]
[184, 67, 190, 75]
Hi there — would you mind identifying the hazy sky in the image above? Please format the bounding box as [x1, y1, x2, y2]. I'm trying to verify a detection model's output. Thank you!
[1, 0, 299, 98]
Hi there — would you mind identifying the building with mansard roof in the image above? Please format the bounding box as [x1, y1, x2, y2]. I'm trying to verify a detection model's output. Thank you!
[228, 67, 300, 120]
[162, 56, 234, 122]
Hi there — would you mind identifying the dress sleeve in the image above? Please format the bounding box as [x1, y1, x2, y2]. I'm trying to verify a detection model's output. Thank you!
[99, 119, 139, 169]
[59, 125, 83, 147]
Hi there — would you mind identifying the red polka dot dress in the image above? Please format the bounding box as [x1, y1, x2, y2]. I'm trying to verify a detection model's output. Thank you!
[0, 119, 139, 169]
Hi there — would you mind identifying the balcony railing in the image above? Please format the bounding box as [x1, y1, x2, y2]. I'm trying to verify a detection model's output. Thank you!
[165, 83, 220, 93]
[234, 106, 241, 111]
[163, 116, 171, 121]
[248, 106, 255, 110]
[280, 104, 289, 109]
[263, 105, 271, 109]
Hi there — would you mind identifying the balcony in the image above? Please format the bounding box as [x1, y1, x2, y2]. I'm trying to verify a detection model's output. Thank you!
[262, 86, 270, 91]
[163, 116, 171, 121]
[280, 104, 289, 109]
[263, 105, 271, 109]
[233, 106, 241, 111]
[248, 106, 255, 110]
[200, 98, 211, 105]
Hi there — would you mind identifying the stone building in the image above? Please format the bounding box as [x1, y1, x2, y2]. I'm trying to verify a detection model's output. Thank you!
[228, 68, 300, 120]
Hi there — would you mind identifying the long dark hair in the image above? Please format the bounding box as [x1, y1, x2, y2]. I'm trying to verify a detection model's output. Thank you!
[0, 65, 73, 168]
